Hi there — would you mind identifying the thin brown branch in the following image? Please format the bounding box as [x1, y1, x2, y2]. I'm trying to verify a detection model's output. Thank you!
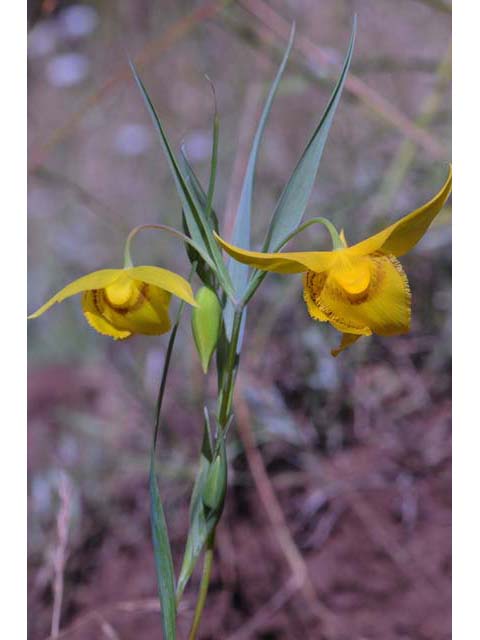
[29, 0, 230, 171]
[43, 599, 189, 640]
[50, 472, 73, 639]
[238, 0, 448, 160]
[96, 615, 122, 640]
[226, 575, 299, 640]
[233, 376, 339, 637]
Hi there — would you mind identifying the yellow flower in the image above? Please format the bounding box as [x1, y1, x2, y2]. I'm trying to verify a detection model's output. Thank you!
[28, 265, 197, 340]
[215, 167, 452, 356]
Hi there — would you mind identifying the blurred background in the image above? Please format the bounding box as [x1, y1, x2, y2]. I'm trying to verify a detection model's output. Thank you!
[27, 1, 452, 638]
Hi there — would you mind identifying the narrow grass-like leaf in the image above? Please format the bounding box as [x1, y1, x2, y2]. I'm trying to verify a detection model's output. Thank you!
[223, 24, 295, 342]
[203, 77, 220, 227]
[228, 23, 295, 298]
[129, 61, 234, 297]
[262, 17, 356, 252]
[150, 460, 177, 640]
[176, 458, 212, 600]
[180, 150, 219, 232]
[180, 147, 220, 289]
[176, 419, 227, 603]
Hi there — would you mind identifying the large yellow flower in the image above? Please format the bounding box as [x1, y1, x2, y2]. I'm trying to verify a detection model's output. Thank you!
[28, 265, 197, 340]
[215, 167, 452, 356]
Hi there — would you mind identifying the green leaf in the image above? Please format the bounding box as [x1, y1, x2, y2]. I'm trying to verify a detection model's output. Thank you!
[262, 17, 357, 252]
[181, 211, 219, 290]
[228, 23, 296, 298]
[180, 150, 220, 290]
[149, 460, 177, 640]
[201, 406, 214, 463]
[129, 61, 234, 297]
[223, 24, 295, 343]
[176, 452, 211, 601]
[179, 81, 221, 289]
[180, 149, 219, 232]
[176, 420, 227, 603]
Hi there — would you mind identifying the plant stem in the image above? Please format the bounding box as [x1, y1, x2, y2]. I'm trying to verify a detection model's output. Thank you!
[186, 309, 243, 639]
[218, 309, 244, 427]
[187, 531, 216, 640]
[152, 307, 184, 450]
[123, 223, 217, 271]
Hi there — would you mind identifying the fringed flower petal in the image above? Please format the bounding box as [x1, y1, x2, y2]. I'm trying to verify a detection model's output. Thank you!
[303, 253, 411, 350]
[82, 291, 132, 340]
[85, 280, 172, 337]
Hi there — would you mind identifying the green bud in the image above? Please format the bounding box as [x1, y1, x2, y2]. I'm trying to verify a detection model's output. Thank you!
[202, 448, 227, 513]
[191, 287, 222, 373]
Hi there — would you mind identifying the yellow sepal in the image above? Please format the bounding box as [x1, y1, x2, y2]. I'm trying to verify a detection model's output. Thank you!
[126, 266, 197, 307]
[331, 333, 362, 357]
[214, 232, 336, 274]
[348, 165, 452, 258]
[28, 269, 122, 318]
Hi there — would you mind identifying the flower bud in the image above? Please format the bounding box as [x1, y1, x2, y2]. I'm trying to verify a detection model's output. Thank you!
[191, 287, 222, 373]
[202, 448, 227, 513]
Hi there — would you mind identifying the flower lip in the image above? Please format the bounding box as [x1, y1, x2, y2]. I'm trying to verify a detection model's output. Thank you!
[104, 274, 138, 308]
[332, 257, 371, 296]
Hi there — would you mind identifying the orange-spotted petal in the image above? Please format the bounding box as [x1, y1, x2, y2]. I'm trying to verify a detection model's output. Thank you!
[303, 253, 411, 347]
[82, 291, 132, 340]
[83, 281, 172, 338]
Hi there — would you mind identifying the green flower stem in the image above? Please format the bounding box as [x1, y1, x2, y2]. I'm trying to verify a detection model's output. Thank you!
[185, 219, 338, 635]
[218, 309, 244, 427]
[152, 304, 185, 449]
[123, 223, 217, 272]
[186, 309, 243, 639]
[187, 530, 216, 640]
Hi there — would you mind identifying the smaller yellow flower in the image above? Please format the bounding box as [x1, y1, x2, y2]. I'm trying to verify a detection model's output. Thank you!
[215, 167, 452, 356]
[28, 265, 197, 340]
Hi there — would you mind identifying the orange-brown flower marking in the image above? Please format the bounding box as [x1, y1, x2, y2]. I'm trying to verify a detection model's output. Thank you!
[28, 266, 197, 339]
[215, 166, 451, 355]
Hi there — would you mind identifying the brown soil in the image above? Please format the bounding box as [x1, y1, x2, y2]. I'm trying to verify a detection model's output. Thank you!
[28, 352, 451, 640]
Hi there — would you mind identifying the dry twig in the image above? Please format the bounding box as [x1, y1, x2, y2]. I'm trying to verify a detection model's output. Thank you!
[226, 575, 299, 640]
[233, 376, 339, 637]
[50, 472, 73, 639]
[29, 0, 230, 170]
[239, 0, 448, 160]
[43, 598, 189, 640]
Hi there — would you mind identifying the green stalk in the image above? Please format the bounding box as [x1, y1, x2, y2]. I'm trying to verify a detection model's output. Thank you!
[186, 309, 243, 639]
[187, 531, 216, 640]
[123, 224, 217, 272]
[218, 309, 244, 427]
[185, 217, 340, 637]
